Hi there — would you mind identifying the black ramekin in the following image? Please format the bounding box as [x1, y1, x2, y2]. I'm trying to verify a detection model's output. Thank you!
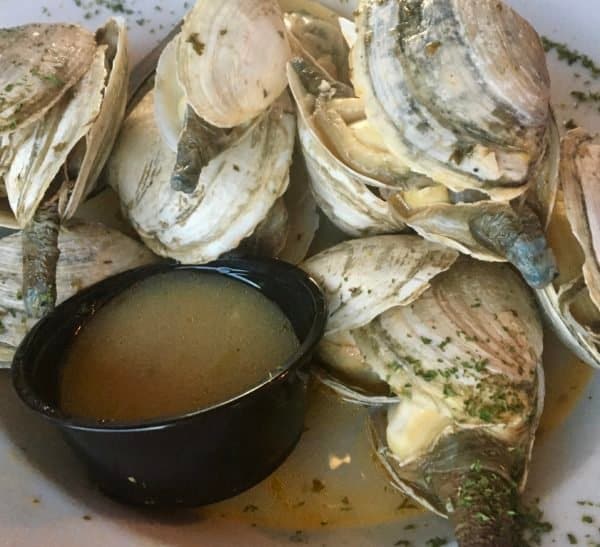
[11, 259, 327, 507]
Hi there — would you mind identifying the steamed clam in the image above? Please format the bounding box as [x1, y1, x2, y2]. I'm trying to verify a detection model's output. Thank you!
[107, 0, 318, 265]
[538, 128, 600, 368]
[0, 19, 129, 318]
[303, 235, 544, 546]
[288, 0, 559, 289]
[108, 89, 296, 263]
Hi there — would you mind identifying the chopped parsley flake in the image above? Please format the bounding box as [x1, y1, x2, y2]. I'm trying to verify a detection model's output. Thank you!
[542, 37, 600, 79]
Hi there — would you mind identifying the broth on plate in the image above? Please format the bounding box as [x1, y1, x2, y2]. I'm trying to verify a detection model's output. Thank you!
[58, 270, 299, 422]
[204, 329, 592, 531]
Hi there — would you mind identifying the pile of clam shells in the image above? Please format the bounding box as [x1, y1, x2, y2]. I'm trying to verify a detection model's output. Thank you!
[1, 0, 600, 545]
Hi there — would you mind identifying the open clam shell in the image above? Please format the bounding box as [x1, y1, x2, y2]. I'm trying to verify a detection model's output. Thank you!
[107, 89, 296, 263]
[288, 63, 402, 236]
[3, 47, 107, 228]
[537, 129, 600, 368]
[59, 18, 129, 220]
[351, 0, 551, 199]
[0, 19, 129, 229]
[305, 235, 544, 543]
[284, 11, 350, 84]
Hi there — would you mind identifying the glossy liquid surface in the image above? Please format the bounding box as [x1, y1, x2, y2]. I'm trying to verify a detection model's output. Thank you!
[59, 271, 299, 422]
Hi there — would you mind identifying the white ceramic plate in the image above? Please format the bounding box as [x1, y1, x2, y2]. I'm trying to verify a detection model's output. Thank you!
[2, 1, 600, 545]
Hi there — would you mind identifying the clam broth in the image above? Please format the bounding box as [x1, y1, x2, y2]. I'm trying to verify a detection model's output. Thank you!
[59, 271, 299, 422]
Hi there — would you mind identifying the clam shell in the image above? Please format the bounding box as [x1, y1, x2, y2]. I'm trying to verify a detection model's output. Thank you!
[59, 18, 129, 220]
[561, 129, 600, 310]
[3, 46, 107, 227]
[303, 236, 543, 514]
[0, 24, 97, 135]
[301, 234, 458, 334]
[316, 329, 389, 395]
[0, 221, 157, 367]
[355, 260, 543, 440]
[107, 90, 295, 263]
[388, 195, 514, 262]
[362, 260, 544, 513]
[351, 0, 550, 198]
[241, 196, 290, 258]
[176, 0, 291, 128]
[537, 129, 600, 368]
[284, 11, 350, 83]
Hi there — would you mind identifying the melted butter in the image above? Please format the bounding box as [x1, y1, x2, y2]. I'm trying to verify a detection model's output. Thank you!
[203, 328, 592, 531]
[59, 271, 299, 422]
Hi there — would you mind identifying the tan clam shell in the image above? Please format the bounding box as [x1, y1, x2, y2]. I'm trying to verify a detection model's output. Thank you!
[243, 196, 290, 258]
[301, 234, 458, 334]
[561, 129, 600, 310]
[0, 221, 157, 367]
[284, 11, 350, 84]
[107, 90, 295, 263]
[287, 64, 401, 236]
[0, 24, 97, 135]
[278, 146, 320, 264]
[305, 235, 543, 517]
[388, 194, 512, 263]
[365, 260, 543, 514]
[176, 0, 291, 128]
